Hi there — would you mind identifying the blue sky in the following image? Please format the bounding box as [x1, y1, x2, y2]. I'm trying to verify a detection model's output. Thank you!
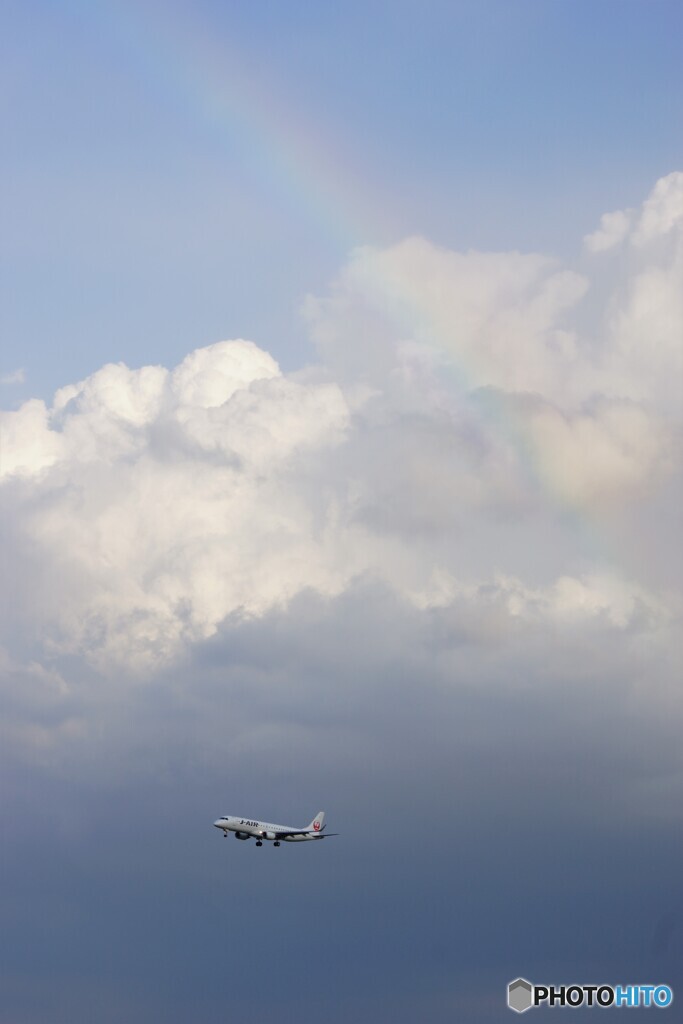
[1, 3, 683, 1022]
[2, 0, 682, 396]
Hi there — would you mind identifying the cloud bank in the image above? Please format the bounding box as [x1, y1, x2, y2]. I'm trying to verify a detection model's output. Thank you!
[1, 174, 682, 1024]
[2, 175, 681, 678]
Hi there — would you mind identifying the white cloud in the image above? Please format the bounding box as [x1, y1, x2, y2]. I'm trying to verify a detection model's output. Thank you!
[604, 256, 683, 408]
[581, 173, 683, 405]
[585, 173, 683, 251]
[1, 177, 681, 677]
[170, 338, 279, 408]
[1, 342, 357, 670]
[520, 396, 672, 507]
[0, 398, 65, 476]
[305, 238, 589, 404]
[492, 571, 671, 629]
[0, 368, 26, 385]
[633, 171, 683, 245]
[410, 557, 677, 635]
[584, 208, 634, 252]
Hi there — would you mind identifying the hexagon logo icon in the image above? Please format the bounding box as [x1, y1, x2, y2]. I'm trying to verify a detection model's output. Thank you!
[508, 978, 533, 1013]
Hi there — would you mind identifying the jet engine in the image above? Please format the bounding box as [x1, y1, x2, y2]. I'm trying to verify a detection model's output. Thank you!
[234, 831, 250, 840]
[261, 831, 277, 841]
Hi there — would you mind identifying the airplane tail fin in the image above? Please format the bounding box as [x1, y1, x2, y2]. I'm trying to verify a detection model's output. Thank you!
[307, 811, 325, 833]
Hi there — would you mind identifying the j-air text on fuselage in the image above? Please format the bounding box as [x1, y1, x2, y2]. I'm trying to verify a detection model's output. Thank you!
[213, 811, 337, 847]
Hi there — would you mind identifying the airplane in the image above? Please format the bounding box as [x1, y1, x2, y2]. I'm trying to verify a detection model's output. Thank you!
[213, 810, 336, 847]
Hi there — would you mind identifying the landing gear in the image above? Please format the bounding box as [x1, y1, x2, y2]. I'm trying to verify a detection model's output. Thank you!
[255, 840, 263, 847]
[274, 841, 280, 847]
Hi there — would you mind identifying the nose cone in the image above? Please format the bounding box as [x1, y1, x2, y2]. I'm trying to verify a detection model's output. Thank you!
[213, 819, 225, 829]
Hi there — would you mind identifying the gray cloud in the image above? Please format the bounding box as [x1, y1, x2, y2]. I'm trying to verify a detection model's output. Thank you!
[1, 175, 682, 1022]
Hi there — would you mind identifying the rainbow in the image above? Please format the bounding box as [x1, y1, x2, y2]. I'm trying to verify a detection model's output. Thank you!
[100, 0, 381, 251]
[97, 3, 612, 565]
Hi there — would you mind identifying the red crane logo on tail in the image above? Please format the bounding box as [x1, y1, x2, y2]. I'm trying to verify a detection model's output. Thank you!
[313, 821, 321, 831]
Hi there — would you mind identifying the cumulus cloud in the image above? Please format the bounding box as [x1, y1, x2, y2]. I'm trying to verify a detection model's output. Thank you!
[578, 173, 683, 409]
[633, 171, 683, 245]
[518, 395, 672, 507]
[304, 238, 589, 403]
[1, 341, 356, 669]
[584, 209, 634, 252]
[2, 176, 683, 1024]
[585, 173, 683, 252]
[0, 176, 681, 682]
[306, 183, 683, 426]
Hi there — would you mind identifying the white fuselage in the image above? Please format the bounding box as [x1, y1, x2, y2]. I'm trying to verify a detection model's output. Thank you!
[213, 815, 324, 842]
